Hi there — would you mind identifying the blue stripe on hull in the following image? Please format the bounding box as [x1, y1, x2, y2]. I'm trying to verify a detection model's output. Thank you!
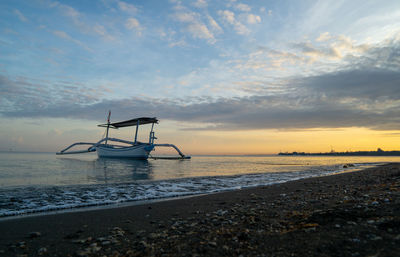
[96, 144, 154, 159]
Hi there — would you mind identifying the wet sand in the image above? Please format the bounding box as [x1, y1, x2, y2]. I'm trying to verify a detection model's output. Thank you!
[1, 163, 399, 256]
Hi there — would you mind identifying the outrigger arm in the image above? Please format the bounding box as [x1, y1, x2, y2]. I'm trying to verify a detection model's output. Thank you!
[56, 142, 96, 155]
[56, 137, 136, 155]
[56, 138, 190, 159]
[152, 144, 191, 159]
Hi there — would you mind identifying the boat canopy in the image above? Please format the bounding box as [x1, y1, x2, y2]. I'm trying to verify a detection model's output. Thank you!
[98, 117, 158, 129]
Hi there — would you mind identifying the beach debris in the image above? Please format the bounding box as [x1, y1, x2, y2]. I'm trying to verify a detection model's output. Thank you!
[370, 235, 383, 241]
[101, 240, 111, 246]
[75, 249, 90, 257]
[37, 247, 47, 255]
[214, 209, 228, 216]
[18, 241, 26, 249]
[97, 237, 107, 242]
[29, 231, 41, 238]
[75, 243, 102, 257]
[111, 227, 125, 237]
[71, 239, 86, 244]
[208, 241, 217, 247]
[111, 250, 120, 257]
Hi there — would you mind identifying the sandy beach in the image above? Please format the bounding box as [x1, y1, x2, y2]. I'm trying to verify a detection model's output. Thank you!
[1, 163, 399, 257]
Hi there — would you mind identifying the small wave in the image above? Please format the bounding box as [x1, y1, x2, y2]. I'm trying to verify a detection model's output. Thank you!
[0, 163, 372, 218]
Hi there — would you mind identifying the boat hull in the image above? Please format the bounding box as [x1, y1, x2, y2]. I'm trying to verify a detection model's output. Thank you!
[96, 144, 154, 159]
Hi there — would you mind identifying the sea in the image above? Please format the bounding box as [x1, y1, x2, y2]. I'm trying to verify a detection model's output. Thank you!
[1, 152, 399, 218]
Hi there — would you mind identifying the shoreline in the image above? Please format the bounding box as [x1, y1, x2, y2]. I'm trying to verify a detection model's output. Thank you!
[1, 163, 399, 256]
[0, 163, 368, 221]
[0, 194, 208, 222]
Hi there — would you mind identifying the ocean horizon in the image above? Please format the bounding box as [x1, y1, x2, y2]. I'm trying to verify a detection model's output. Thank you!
[1, 152, 399, 218]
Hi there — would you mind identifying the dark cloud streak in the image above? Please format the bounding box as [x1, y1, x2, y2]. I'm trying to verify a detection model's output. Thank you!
[1, 39, 400, 131]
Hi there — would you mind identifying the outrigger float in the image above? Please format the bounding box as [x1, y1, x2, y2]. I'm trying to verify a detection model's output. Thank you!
[56, 112, 190, 160]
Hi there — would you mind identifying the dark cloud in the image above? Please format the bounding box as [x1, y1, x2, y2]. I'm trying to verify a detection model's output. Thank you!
[297, 69, 400, 99]
[1, 38, 400, 131]
[0, 75, 103, 114]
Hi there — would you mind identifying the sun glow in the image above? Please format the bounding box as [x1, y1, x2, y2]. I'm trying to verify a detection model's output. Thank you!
[154, 126, 400, 155]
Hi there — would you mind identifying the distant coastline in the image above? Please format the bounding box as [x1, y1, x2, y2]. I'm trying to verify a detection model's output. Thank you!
[278, 148, 400, 156]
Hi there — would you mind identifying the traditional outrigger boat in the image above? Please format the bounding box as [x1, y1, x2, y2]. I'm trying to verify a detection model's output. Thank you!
[56, 112, 190, 160]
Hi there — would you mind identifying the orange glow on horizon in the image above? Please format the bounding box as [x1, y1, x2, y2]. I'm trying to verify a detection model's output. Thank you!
[2, 118, 399, 155]
[157, 127, 400, 155]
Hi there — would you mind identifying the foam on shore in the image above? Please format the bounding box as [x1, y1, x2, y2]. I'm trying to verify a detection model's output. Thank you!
[0, 163, 374, 217]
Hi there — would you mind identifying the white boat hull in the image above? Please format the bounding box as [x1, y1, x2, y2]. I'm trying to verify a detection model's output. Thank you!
[96, 144, 154, 159]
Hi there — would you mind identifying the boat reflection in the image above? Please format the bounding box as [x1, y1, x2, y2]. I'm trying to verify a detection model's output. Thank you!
[94, 158, 154, 183]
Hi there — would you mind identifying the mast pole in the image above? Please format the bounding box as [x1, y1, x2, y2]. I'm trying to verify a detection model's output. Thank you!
[105, 110, 111, 145]
[134, 120, 139, 144]
[149, 123, 155, 144]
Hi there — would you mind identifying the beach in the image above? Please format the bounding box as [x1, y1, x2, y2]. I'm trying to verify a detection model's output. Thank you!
[1, 163, 399, 257]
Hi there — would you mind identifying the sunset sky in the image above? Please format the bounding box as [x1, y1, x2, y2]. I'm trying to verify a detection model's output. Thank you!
[1, 0, 400, 154]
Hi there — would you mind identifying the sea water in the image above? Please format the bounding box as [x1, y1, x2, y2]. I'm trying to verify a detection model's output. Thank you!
[0, 152, 399, 217]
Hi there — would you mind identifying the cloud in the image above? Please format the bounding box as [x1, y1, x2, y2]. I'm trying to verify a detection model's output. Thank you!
[218, 10, 249, 35]
[235, 3, 251, 12]
[187, 23, 214, 41]
[50, 2, 115, 41]
[247, 14, 261, 24]
[158, 28, 188, 48]
[93, 24, 115, 41]
[1, 35, 399, 131]
[52, 30, 92, 52]
[207, 15, 223, 33]
[332, 35, 370, 55]
[267, 48, 304, 68]
[316, 32, 331, 42]
[297, 69, 400, 101]
[52, 2, 80, 20]
[193, 0, 207, 8]
[219, 10, 235, 24]
[52, 30, 70, 39]
[174, 12, 198, 23]
[117, 0, 138, 13]
[0, 75, 102, 115]
[293, 41, 342, 61]
[260, 7, 272, 16]
[261, 33, 372, 69]
[14, 9, 28, 22]
[125, 17, 142, 32]
[172, 10, 216, 44]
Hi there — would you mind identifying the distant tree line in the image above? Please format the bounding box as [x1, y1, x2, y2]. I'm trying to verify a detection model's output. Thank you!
[278, 148, 400, 156]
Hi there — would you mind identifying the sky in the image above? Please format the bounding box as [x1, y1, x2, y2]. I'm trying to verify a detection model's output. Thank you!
[1, 0, 400, 154]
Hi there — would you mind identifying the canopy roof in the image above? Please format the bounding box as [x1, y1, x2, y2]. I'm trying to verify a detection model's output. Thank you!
[98, 117, 158, 129]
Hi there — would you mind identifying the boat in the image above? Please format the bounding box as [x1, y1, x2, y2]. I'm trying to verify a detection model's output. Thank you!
[56, 112, 190, 160]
